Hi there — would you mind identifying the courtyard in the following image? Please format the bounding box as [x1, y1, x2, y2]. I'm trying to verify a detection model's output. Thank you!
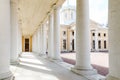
[61, 52, 109, 76]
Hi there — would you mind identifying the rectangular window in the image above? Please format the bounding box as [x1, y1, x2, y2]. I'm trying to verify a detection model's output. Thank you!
[93, 40, 95, 49]
[63, 39, 66, 49]
[98, 40, 101, 49]
[72, 31, 74, 36]
[104, 33, 106, 37]
[92, 33, 95, 36]
[104, 40, 107, 49]
[63, 31, 66, 35]
[98, 33, 101, 37]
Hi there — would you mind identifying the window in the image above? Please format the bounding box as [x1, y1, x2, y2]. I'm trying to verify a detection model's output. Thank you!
[104, 33, 106, 37]
[98, 40, 101, 49]
[98, 33, 101, 37]
[63, 39, 66, 50]
[72, 39, 74, 51]
[63, 31, 66, 35]
[72, 31, 74, 36]
[104, 40, 107, 49]
[92, 33, 95, 36]
[93, 40, 95, 49]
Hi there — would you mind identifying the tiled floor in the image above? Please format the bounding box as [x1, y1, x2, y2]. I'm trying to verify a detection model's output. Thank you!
[10, 52, 88, 80]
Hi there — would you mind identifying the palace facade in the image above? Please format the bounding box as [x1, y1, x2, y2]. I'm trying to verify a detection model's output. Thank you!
[60, 5, 108, 52]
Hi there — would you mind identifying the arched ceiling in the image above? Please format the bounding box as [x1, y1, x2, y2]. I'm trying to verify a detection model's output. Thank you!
[16, 0, 65, 36]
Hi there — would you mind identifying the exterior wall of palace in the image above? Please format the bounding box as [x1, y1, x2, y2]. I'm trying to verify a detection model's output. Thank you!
[60, 5, 108, 52]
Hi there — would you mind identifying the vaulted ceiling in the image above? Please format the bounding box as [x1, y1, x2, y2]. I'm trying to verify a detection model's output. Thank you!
[16, 0, 64, 36]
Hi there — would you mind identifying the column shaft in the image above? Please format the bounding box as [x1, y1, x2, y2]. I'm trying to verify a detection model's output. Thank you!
[53, 7, 62, 60]
[48, 14, 54, 58]
[39, 25, 43, 55]
[37, 28, 41, 53]
[0, 0, 13, 79]
[71, 0, 97, 76]
[39, 26, 42, 54]
[43, 24, 47, 54]
[75, 0, 92, 69]
[10, 1, 21, 64]
[107, 0, 120, 79]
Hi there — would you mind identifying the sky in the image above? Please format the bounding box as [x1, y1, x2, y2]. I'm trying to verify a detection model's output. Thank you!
[62, 0, 108, 25]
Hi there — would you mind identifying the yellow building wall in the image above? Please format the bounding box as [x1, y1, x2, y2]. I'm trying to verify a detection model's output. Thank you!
[29, 36, 32, 52]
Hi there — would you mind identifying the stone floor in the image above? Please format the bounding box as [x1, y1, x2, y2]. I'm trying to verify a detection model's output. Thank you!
[10, 52, 88, 80]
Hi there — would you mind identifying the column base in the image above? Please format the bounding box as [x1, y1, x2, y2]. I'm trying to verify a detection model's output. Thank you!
[71, 67, 106, 80]
[106, 75, 120, 80]
[71, 67, 97, 75]
[48, 57, 63, 62]
[51, 57, 63, 62]
[10, 59, 19, 65]
[0, 71, 14, 80]
[18, 53, 22, 57]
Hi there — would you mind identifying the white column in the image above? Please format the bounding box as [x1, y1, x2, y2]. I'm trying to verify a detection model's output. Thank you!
[39, 26, 42, 54]
[33, 32, 37, 53]
[107, 0, 120, 80]
[35, 32, 38, 53]
[18, 27, 22, 55]
[0, 0, 13, 79]
[74, 29, 76, 51]
[71, 0, 97, 76]
[48, 14, 54, 58]
[39, 25, 44, 55]
[10, 1, 20, 64]
[36, 31, 39, 53]
[32, 34, 35, 52]
[53, 6, 62, 60]
[43, 23, 47, 54]
[37, 28, 41, 54]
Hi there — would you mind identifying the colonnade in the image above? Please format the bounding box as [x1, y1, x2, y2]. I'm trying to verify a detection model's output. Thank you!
[32, 5, 62, 60]
[0, 0, 120, 80]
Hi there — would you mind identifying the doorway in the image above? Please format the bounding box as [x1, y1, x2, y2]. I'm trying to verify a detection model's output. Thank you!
[25, 38, 29, 52]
